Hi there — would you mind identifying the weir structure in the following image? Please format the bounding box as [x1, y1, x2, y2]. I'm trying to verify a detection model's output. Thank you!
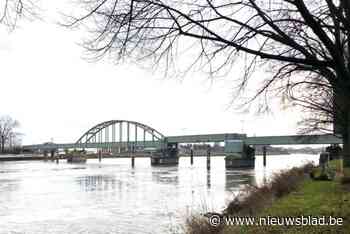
[23, 119, 342, 167]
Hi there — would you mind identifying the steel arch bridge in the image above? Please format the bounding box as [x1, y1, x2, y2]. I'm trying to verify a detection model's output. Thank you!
[75, 120, 166, 152]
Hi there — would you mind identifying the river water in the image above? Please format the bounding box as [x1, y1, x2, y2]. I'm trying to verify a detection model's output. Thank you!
[0, 154, 319, 234]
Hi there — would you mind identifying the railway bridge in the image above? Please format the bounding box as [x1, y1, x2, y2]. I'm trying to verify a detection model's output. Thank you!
[22, 119, 342, 166]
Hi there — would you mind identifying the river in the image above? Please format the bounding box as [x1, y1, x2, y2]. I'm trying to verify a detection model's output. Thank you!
[0, 154, 319, 234]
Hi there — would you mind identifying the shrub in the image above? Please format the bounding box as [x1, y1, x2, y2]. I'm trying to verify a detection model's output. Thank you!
[225, 163, 314, 215]
[185, 214, 223, 234]
[185, 163, 315, 234]
[270, 167, 305, 198]
[225, 184, 274, 216]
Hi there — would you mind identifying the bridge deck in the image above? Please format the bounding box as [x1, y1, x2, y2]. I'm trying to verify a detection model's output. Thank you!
[245, 134, 342, 145]
[23, 134, 342, 150]
[166, 133, 246, 143]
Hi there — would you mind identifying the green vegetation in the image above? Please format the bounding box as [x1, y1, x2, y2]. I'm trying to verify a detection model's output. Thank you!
[224, 176, 350, 233]
[186, 160, 350, 234]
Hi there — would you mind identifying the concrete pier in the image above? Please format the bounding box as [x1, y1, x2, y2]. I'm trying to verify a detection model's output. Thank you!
[67, 154, 87, 163]
[225, 156, 255, 168]
[206, 147, 211, 170]
[190, 149, 194, 165]
[43, 151, 48, 159]
[224, 141, 255, 169]
[263, 146, 267, 167]
[150, 142, 179, 166]
[150, 156, 179, 165]
[131, 156, 135, 167]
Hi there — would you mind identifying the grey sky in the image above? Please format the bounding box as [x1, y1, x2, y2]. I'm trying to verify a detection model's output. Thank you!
[0, 2, 303, 145]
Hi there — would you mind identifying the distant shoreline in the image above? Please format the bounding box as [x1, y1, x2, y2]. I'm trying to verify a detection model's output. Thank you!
[0, 152, 320, 162]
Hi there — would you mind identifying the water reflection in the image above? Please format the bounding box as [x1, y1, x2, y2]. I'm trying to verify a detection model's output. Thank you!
[0, 169, 21, 174]
[77, 175, 117, 192]
[0, 154, 319, 234]
[0, 179, 20, 192]
[151, 168, 179, 185]
[207, 171, 211, 189]
[225, 170, 255, 191]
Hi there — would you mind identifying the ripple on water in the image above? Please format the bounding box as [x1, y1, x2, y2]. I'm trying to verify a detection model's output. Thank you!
[0, 155, 319, 234]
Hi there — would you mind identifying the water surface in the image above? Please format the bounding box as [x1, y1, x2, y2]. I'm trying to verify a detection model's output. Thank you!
[0, 154, 319, 234]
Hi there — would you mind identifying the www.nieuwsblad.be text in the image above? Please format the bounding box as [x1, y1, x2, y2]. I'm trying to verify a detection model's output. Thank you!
[207, 214, 343, 227]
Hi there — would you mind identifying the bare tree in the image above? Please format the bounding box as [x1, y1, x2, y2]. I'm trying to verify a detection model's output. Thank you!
[0, 0, 38, 30]
[66, 0, 350, 166]
[0, 115, 20, 153]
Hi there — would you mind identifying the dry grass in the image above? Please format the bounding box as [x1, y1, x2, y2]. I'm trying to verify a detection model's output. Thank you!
[185, 214, 224, 234]
[184, 163, 315, 234]
[225, 163, 314, 216]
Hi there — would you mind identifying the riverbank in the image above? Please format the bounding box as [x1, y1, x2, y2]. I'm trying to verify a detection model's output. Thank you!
[0, 154, 44, 161]
[186, 160, 350, 234]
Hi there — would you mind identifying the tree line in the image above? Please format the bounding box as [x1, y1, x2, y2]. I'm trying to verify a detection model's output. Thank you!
[0, 115, 20, 153]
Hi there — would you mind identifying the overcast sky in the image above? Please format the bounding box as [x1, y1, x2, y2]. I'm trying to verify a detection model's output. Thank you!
[0, 2, 304, 145]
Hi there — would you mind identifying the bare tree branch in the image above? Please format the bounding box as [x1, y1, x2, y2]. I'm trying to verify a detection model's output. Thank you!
[0, 115, 20, 153]
[0, 0, 38, 30]
[63, 0, 350, 163]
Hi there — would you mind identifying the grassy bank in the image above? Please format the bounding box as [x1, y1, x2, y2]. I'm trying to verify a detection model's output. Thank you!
[186, 160, 350, 234]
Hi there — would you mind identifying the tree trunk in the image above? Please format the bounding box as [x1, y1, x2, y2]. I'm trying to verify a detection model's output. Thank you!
[342, 107, 350, 167]
[343, 134, 350, 167]
[334, 89, 350, 167]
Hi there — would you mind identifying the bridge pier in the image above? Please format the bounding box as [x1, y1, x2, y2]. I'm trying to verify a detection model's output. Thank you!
[224, 142, 255, 169]
[206, 146, 211, 170]
[190, 148, 194, 165]
[43, 150, 48, 159]
[131, 156, 135, 167]
[131, 144, 135, 167]
[151, 142, 179, 166]
[263, 146, 267, 167]
[50, 150, 55, 160]
[98, 150, 102, 162]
